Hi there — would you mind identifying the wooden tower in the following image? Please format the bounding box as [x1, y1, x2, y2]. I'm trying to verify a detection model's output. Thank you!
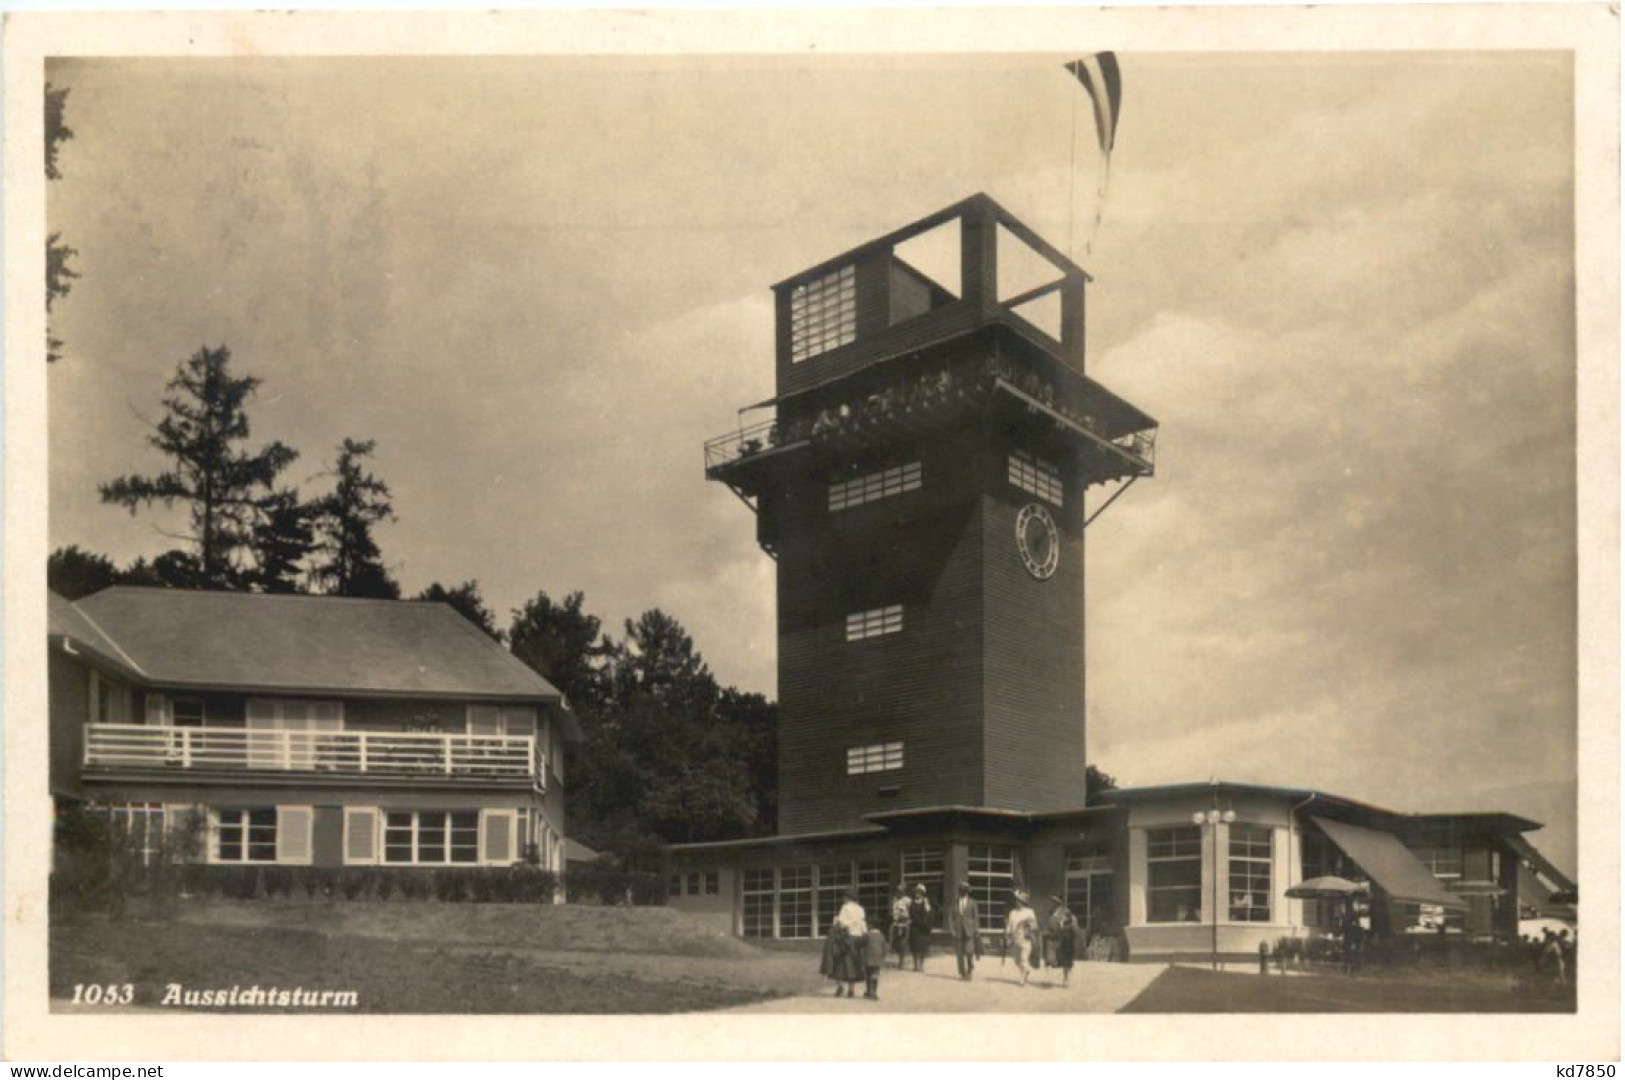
[705, 195, 1157, 834]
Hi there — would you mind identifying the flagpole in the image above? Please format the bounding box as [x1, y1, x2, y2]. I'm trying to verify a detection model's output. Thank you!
[1067, 82, 1079, 263]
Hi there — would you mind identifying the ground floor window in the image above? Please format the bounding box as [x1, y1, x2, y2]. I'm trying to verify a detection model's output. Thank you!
[855, 860, 892, 926]
[778, 865, 815, 939]
[103, 803, 167, 866]
[901, 845, 944, 927]
[1065, 850, 1114, 930]
[742, 869, 775, 937]
[383, 810, 479, 865]
[1146, 826, 1202, 923]
[816, 862, 853, 929]
[967, 844, 1016, 931]
[216, 807, 277, 864]
[1228, 824, 1273, 923]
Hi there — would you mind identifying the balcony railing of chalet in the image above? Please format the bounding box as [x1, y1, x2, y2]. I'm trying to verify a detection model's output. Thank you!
[83, 724, 537, 781]
[705, 349, 1157, 477]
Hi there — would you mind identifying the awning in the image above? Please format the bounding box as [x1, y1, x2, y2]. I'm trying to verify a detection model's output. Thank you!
[1505, 833, 1576, 893]
[1312, 816, 1468, 910]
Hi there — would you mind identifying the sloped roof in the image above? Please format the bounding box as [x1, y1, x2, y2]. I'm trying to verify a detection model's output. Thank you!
[48, 590, 146, 679]
[72, 587, 561, 703]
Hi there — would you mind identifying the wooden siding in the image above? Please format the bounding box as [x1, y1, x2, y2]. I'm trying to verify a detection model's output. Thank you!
[776, 436, 989, 834]
[979, 430, 1088, 812]
[775, 422, 1090, 832]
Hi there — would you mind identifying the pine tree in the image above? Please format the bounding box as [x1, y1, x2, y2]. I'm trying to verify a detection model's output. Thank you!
[309, 438, 397, 598]
[416, 580, 500, 639]
[99, 345, 297, 589]
[45, 82, 78, 363]
[251, 488, 316, 594]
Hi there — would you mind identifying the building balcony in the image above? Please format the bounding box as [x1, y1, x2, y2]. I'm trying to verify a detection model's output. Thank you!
[705, 332, 1157, 492]
[83, 723, 540, 786]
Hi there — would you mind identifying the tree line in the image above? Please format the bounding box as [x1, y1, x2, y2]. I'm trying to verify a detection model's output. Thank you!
[50, 344, 779, 863]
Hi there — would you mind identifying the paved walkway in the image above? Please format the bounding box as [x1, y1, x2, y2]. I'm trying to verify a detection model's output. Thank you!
[723, 955, 1166, 1013]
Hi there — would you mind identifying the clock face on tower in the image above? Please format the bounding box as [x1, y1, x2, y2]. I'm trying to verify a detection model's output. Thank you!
[1015, 503, 1060, 580]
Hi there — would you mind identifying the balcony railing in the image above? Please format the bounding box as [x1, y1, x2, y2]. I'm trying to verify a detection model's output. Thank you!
[83, 724, 537, 781]
[705, 345, 1156, 478]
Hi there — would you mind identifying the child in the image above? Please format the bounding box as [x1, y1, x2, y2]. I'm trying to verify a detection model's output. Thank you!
[863, 925, 889, 1000]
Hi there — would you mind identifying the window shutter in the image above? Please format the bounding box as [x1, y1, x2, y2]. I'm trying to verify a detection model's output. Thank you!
[277, 807, 313, 865]
[467, 705, 502, 735]
[482, 809, 516, 865]
[344, 808, 378, 865]
[501, 707, 537, 737]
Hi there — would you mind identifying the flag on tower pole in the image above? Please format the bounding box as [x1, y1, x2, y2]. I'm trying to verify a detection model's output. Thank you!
[1064, 53, 1123, 156]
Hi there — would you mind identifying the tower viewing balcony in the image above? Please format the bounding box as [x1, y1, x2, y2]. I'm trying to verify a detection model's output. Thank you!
[705, 194, 1158, 504]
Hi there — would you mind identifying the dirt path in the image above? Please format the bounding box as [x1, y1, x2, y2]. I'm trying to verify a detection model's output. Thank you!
[722, 955, 1165, 1013]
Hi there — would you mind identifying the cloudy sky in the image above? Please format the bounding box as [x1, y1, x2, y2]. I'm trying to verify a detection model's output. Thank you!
[46, 52, 1577, 872]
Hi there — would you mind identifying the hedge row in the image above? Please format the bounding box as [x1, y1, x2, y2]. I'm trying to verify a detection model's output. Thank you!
[181, 863, 564, 903]
[560, 863, 667, 907]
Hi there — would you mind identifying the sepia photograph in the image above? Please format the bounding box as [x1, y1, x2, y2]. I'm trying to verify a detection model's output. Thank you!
[3, 4, 1618, 1063]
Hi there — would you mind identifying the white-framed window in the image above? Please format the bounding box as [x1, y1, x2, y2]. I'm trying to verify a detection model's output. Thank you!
[816, 862, 854, 928]
[1065, 849, 1114, 929]
[213, 807, 279, 864]
[829, 461, 923, 512]
[789, 264, 856, 362]
[246, 698, 343, 770]
[1146, 826, 1203, 923]
[846, 741, 904, 775]
[1008, 449, 1064, 507]
[967, 844, 1017, 931]
[104, 803, 166, 865]
[1412, 846, 1464, 881]
[88, 672, 133, 725]
[1228, 824, 1273, 923]
[778, 865, 815, 939]
[742, 869, 775, 938]
[845, 604, 903, 642]
[466, 704, 537, 738]
[704, 871, 720, 896]
[855, 860, 891, 924]
[382, 810, 481, 865]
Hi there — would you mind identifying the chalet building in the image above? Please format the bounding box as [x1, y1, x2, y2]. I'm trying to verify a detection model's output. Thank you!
[666, 194, 1572, 960]
[49, 587, 580, 873]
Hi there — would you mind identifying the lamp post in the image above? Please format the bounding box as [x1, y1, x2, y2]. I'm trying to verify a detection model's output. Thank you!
[1193, 799, 1237, 972]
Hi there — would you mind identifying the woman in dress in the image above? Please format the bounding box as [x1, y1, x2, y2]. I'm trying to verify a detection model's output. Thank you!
[906, 884, 934, 971]
[1047, 895, 1079, 987]
[889, 884, 912, 968]
[1005, 889, 1039, 986]
[818, 887, 868, 997]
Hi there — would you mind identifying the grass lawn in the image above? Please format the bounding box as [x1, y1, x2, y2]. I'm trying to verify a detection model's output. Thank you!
[1119, 964, 1577, 1014]
[51, 901, 822, 1014]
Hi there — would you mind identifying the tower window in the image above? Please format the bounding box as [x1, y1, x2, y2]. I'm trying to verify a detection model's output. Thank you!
[829, 461, 922, 512]
[1008, 450, 1064, 507]
[1228, 824, 1273, 923]
[846, 741, 904, 775]
[789, 264, 857, 362]
[845, 604, 903, 642]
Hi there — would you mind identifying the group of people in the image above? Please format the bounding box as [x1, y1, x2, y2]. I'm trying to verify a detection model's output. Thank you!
[1524, 926, 1577, 990]
[819, 879, 1085, 999]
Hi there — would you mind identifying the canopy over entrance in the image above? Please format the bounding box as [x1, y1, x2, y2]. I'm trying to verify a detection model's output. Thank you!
[1312, 816, 1467, 910]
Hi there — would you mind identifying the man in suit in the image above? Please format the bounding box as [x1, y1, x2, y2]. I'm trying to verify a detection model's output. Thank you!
[948, 880, 981, 980]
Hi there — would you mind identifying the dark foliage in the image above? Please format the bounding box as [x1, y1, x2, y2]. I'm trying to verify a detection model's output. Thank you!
[251, 488, 317, 594]
[99, 345, 298, 589]
[309, 438, 397, 598]
[45, 83, 75, 362]
[47, 545, 119, 599]
[417, 579, 500, 640]
[1085, 764, 1119, 806]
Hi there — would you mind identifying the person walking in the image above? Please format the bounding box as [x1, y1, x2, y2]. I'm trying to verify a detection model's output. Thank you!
[1006, 889, 1039, 986]
[948, 881, 981, 980]
[907, 884, 934, 972]
[818, 887, 868, 998]
[1047, 896, 1079, 987]
[889, 884, 912, 969]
